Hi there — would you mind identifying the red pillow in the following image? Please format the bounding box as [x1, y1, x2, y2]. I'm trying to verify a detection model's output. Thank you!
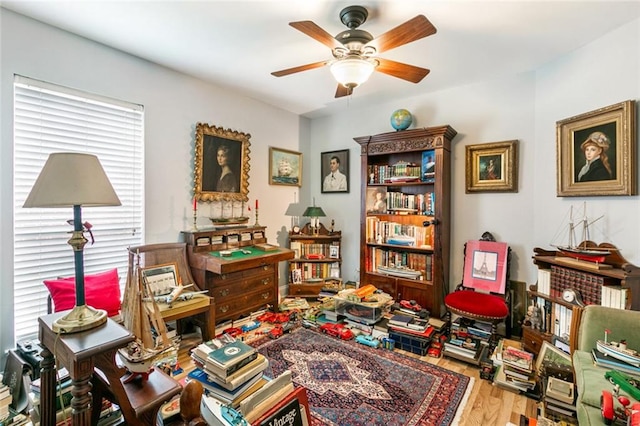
[44, 268, 121, 317]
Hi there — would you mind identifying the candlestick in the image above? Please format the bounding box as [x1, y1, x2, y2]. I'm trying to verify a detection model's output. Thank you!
[192, 196, 198, 231]
[255, 199, 259, 209]
[254, 206, 260, 226]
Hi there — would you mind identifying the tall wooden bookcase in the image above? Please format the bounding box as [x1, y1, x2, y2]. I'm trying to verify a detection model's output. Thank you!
[354, 125, 457, 318]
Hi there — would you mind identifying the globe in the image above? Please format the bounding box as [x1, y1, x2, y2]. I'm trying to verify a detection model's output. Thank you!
[390, 109, 413, 131]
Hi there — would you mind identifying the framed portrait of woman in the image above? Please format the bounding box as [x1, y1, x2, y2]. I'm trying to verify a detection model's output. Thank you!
[194, 123, 251, 202]
[557, 100, 636, 197]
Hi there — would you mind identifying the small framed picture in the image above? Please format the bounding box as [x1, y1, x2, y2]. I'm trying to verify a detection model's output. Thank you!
[421, 149, 435, 182]
[465, 140, 518, 193]
[329, 245, 340, 259]
[366, 187, 387, 213]
[141, 262, 179, 296]
[291, 268, 302, 284]
[269, 147, 302, 187]
[321, 149, 349, 193]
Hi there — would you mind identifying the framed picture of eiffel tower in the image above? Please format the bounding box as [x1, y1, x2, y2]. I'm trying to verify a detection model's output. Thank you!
[463, 239, 509, 294]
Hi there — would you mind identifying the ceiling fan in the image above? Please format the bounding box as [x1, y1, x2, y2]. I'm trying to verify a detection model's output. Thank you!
[271, 5, 437, 98]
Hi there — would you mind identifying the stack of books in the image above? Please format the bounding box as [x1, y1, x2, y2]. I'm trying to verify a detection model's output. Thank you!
[591, 348, 640, 376]
[495, 346, 536, 393]
[443, 318, 489, 363]
[189, 338, 269, 407]
[543, 376, 576, 419]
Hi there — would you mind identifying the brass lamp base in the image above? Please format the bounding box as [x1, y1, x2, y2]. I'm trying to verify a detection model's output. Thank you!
[52, 305, 108, 334]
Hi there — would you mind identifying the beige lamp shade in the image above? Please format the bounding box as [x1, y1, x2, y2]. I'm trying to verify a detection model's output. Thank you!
[23, 152, 121, 208]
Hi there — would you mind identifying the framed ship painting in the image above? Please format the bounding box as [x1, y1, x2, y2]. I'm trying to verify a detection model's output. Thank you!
[269, 147, 302, 187]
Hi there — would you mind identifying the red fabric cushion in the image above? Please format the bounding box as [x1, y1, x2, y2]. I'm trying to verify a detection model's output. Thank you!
[444, 290, 509, 320]
[44, 268, 121, 317]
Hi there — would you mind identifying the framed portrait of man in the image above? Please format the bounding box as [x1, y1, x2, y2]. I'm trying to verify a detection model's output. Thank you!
[321, 149, 349, 193]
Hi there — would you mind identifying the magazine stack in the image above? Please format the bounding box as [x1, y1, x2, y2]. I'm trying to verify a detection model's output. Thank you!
[443, 318, 490, 364]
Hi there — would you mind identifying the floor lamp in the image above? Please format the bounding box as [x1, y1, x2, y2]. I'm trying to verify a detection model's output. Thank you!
[24, 152, 121, 334]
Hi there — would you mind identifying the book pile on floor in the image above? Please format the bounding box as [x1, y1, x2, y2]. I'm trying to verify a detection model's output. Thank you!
[189, 337, 269, 409]
[541, 376, 576, 421]
[442, 318, 490, 364]
[493, 343, 536, 394]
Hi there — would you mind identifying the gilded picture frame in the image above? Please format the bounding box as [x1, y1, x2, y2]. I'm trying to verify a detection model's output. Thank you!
[465, 140, 518, 193]
[194, 123, 251, 202]
[556, 100, 636, 197]
[269, 147, 302, 187]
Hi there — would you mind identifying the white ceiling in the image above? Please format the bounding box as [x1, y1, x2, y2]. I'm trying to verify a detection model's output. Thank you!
[3, 1, 640, 118]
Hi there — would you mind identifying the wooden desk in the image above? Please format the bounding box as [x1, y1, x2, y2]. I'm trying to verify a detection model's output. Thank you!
[187, 246, 294, 322]
[39, 313, 134, 426]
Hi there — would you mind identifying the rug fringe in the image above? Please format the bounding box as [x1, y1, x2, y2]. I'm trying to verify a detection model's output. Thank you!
[451, 377, 475, 426]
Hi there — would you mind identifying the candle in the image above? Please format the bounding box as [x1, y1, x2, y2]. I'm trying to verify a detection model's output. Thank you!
[255, 199, 259, 209]
[193, 196, 197, 210]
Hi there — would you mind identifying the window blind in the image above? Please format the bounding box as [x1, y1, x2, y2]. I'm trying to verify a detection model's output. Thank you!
[13, 76, 144, 340]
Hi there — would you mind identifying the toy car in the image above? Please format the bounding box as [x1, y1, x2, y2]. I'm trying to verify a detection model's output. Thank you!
[301, 319, 317, 329]
[241, 320, 261, 332]
[393, 299, 430, 318]
[257, 312, 277, 323]
[605, 370, 640, 401]
[219, 327, 243, 338]
[355, 334, 380, 348]
[427, 346, 442, 358]
[268, 326, 283, 339]
[601, 389, 640, 425]
[319, 323, 354, 340]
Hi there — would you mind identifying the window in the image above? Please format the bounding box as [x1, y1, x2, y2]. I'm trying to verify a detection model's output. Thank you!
[13, 76, 144, 340]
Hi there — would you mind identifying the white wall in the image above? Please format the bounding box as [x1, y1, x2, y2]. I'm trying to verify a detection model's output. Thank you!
[1, 9, 639, 355]
[0, 9, 308, 352]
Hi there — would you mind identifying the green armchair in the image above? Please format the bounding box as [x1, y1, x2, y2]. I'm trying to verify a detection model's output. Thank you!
[573, 305, 640, 425]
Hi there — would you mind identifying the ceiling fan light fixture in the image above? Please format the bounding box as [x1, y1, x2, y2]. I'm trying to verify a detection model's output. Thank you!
[330, 57, 376, 89]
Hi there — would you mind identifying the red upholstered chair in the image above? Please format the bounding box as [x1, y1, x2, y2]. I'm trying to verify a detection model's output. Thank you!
[444, 232, 511, 350]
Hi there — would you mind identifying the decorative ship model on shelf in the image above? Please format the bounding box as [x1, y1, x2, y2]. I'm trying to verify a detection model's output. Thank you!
[552, 203, 615, 264]
[210, 200, 249, 227]
[119, 250, 178, 382]
[596, 329, 640, 367]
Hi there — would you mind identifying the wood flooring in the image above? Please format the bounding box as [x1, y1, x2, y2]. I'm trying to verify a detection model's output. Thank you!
[176, 331, 538, 426]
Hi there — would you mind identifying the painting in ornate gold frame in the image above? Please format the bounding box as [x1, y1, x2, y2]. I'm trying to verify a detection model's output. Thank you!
[465, 140, 518, 193]
[556, 100, 636, 197]
[194, 123, 251, 202]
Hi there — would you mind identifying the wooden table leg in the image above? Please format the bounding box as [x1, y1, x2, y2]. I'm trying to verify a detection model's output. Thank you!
[39, 346, 56, 426]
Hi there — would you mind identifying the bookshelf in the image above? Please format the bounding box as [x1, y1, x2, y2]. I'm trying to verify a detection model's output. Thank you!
[288, 223, 342, 298]
[354, 126, 457, 318]
[527, 246, 640, 354]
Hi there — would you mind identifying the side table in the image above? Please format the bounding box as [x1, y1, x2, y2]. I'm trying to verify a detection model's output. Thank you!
[38, 313, 133, 426]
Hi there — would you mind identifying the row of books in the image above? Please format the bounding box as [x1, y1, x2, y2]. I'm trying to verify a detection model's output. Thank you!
[383, 191, 435, 216]
[367, 163, 422, 184]
[530, 297, 573, 339]
[289, 262, 340, 281]
[365, 216, 434, 249]
[289, 241, 340, 258]
[366, 248, 432, 281]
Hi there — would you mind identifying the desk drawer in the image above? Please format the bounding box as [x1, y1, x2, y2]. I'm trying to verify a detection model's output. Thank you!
[209, 272, 275, 299]
[215, 288, 275, 320]
[211, 264, 275, 283]
[522, 327, 553, 356]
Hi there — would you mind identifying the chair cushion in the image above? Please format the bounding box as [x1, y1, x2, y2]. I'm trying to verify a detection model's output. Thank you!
[445, 290, 508, 320]
[44, 268, 121, 317]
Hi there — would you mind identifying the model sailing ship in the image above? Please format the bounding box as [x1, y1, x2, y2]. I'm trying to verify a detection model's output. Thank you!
[119, 249, 178, 381]
[597, 329, 640, 368]
[210, 200, 249, 226]
[552, 202, 613, 263]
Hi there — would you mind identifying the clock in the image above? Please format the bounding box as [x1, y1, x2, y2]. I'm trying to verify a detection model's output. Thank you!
[292, 225, 301, 234]
[562, 288, 585, 306]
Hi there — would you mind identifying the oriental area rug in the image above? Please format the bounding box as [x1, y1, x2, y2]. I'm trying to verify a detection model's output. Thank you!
[251, 328, 473, 426]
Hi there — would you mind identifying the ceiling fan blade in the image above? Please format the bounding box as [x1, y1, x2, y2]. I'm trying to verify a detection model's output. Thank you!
[289, 21, 344, 50]
[335, 84, 353, 98]
[375, 58, 430, 83]
[271, 60, 329, 77]
[366, 15, 437, 54]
